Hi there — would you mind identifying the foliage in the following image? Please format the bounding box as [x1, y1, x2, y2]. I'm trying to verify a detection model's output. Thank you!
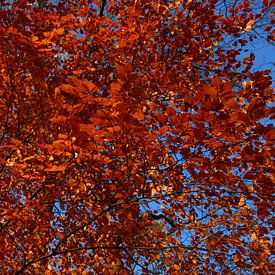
[0, 0, 274, 273]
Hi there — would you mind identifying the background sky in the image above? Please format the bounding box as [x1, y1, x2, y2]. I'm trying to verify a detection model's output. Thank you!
[253, 42, 274, 80]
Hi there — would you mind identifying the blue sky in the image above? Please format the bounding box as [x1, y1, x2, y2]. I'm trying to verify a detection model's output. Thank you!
[252, 42, 275, 80]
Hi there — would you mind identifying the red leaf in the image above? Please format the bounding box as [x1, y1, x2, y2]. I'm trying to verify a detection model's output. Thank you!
[159, 126, 169, 135]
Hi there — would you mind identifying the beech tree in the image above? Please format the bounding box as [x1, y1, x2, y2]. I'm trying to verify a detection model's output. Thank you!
[0, 0, 274, 273]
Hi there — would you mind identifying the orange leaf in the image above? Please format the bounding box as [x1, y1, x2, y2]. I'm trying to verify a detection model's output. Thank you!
[45, 164, 67, 172]
[55, 28, 65, 35]
[132, 111, 144, 121]
[58, 134, 68, 139]
[11, 139, 23, 146]
[50, 116, 67, 123]
[79, 124, 96, 135]
[59, 84, 75, 94]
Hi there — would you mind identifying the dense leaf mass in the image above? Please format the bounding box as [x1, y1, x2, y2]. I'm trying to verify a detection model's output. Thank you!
[0, 0, 274, 273]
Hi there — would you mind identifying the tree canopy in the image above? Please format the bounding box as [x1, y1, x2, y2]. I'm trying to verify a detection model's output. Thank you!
[0, 0, 274, 273]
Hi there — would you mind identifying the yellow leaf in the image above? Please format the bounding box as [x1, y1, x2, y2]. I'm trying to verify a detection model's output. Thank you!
[251, 232, 257, 242]
[22, 156, 35, 162]
[234, 252, 243, 263]
[238, 195, 246, 207]
[32, 36, 38, 42]
[54, 87, 61, 98]
[245, 20, 254, 31]
[151, 187, 157, 196]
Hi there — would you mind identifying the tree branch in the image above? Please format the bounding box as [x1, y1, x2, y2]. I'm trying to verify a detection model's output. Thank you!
[99, 0, 107, 17]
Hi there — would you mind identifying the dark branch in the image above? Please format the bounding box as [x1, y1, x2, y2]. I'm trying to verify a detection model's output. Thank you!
[99, 0, 107, 17]
[148, 213, 176, 228]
